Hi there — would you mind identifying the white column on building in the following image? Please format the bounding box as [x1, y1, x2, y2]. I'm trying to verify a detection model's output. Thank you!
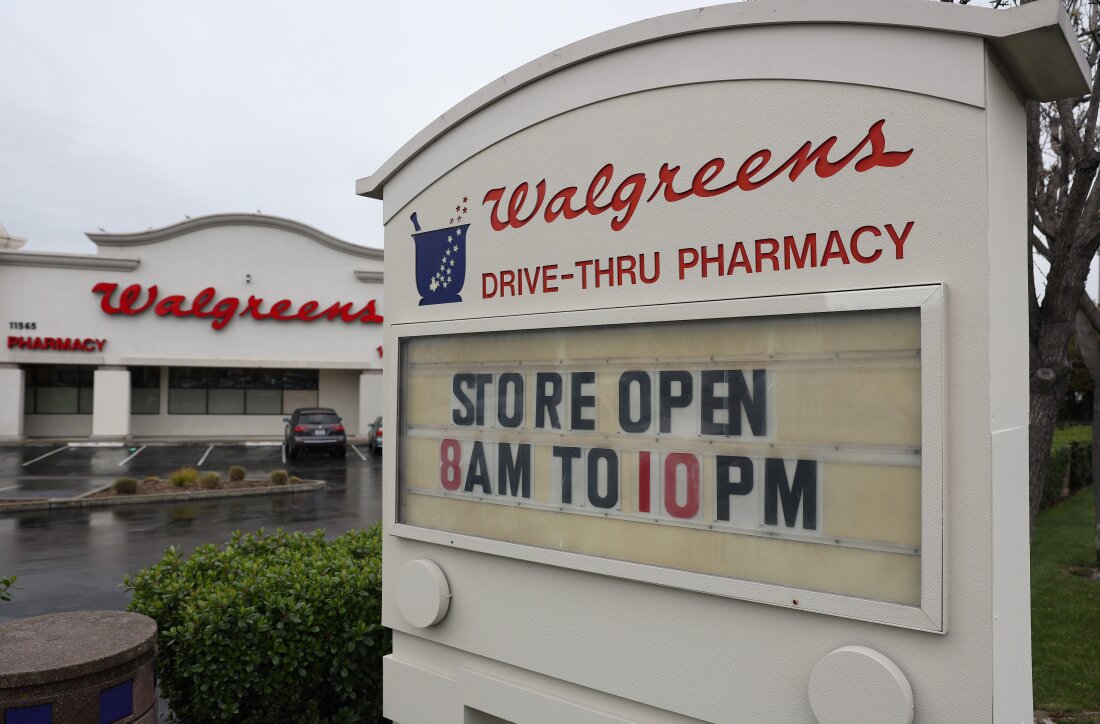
[359, 370, 383, 436]
[92, 367, 131, 439]
[0, 364, 24, 441]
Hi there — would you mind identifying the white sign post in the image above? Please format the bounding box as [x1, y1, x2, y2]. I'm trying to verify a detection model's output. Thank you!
[359, 2, 1089, 721]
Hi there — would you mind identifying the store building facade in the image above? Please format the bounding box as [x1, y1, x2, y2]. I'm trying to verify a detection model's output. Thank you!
[0, 214, 384, 441]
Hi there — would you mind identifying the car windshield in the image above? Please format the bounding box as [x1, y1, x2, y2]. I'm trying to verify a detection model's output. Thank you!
[301, 413, 340, 425]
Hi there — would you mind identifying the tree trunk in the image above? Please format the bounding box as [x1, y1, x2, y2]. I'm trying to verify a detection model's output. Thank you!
[1030, 383, 1065, 531]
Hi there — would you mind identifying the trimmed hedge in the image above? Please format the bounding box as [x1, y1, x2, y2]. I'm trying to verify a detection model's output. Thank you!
[124, 526, 388, 722]
[1043, 428, 1093, 510]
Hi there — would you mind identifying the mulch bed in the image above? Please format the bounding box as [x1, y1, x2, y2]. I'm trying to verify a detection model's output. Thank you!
[88, 478, 298, 499]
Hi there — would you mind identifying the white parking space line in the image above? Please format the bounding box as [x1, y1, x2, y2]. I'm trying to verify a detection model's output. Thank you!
[119, 446, 147, 466]
[0, 484, 19, 493]
[281, 445, 287, 464]
[351, 445, 367, 461]
[197, 444, 215, 466]
[22, 447, 67, 467]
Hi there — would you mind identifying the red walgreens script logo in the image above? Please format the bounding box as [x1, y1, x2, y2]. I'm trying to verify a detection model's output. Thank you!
[91, 283, 382, 331]
[482, 119, 913, 232]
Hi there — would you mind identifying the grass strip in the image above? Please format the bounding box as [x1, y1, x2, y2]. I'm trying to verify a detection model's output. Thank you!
[1032, 484, 1100, 716]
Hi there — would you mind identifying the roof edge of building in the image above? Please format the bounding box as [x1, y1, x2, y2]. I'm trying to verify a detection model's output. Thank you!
[86, 213, 384, 260]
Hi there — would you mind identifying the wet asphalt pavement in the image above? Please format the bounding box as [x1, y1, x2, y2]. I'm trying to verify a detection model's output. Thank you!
[0, 444, 383, 624]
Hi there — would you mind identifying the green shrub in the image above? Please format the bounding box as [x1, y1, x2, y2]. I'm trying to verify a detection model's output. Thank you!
[228, 465, 247, 482]
[270, 470, 289, 486]
[113, 477, 139, 495]
[169, 467, 200, 488]
[199, 472, 221, 490]
[1068, 440, 1092, 493]
[1044, 435, 1095, 510]
[142, 475, 160, 485]
[124, 527, 388, 722]
[1043, 444, 1072, 508]
[288, 476, 302, 485]
[0, 575, 17, 603]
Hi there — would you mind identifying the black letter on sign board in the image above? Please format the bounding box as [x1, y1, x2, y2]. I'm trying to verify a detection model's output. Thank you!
[715, 456, 753, 522]
[464, 441, 493, 494]
[729, 369, 767, 437]
[700, 370, 727, 436]
[587, 448, 619, 509]
[497, 373, 524, 428]
[571, 372, 596, 431]
[659, 370, 693, 433]
[618, 370, 651, 433]
[452, 374, 476, 426]
[553, 446, 582, 504]
[535, 372, 563, 429]
[763, 458, 817, 530]
[498, 443, 531, 498]
[473, 373, 493, 426]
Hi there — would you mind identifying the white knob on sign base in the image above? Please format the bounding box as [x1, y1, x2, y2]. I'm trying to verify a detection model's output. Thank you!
[808, 646, 914, 724]
[396, 559, 452, 628]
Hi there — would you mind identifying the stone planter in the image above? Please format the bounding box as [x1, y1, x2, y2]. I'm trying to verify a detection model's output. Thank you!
[0, 611, 156, 723]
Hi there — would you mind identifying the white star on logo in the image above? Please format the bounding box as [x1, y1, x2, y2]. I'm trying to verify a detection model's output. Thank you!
[447, 235, 453, 242]
[453, 245, 459, 252]
[457, 229, 462, 236]
[429, 278, 439, 292]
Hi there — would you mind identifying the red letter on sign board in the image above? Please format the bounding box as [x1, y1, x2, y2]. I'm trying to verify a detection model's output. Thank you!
[638, 451, 652, 514]
[440, 439, 462, 491]
[664, 452, 700, 519]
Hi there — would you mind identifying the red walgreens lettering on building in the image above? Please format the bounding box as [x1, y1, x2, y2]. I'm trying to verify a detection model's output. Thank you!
[8, 336, 106, 352]
[482, 119, 913, 232]
[91, 283, 383, 331]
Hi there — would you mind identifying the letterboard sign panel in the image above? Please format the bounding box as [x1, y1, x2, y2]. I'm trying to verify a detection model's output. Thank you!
[396, 285, 943, 627]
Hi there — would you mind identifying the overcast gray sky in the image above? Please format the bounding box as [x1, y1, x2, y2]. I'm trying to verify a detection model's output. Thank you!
[0, 1, 711, 254]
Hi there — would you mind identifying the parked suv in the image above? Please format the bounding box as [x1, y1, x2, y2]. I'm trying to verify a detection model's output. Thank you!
[284, 407, 346, 458]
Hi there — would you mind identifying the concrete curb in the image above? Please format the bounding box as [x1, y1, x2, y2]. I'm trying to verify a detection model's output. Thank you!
[0, 480, 325, 514]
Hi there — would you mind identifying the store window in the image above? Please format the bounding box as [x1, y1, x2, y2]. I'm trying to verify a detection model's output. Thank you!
[207, 368, 248, 414]
[249, 369, 284, 415]
[282, 369, 319, 413]
[23, 365, 94, 415]
[130, 367, 161, 415]
[168, 367, 318, 414]
[168, 368, 208, 414]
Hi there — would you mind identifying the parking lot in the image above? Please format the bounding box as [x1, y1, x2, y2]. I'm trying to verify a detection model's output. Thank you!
[0, 442, 383, 624]
[0, 441, 379, 500]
